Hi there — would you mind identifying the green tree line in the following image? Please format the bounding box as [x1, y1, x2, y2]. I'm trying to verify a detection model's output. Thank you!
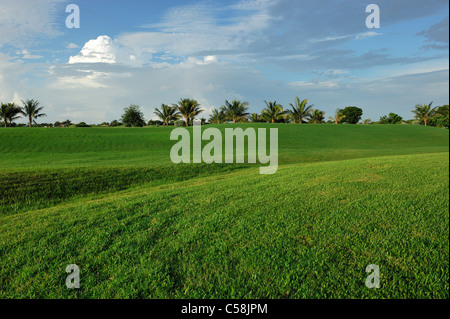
[1, 97, 448, 128]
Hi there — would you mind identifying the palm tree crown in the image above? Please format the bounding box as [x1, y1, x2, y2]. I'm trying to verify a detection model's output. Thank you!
[220, 100, 249, 123]
[0, 102, 22, 127]
[0, 103, 8, 127]
[287, 97, 313, 123]
[329, 109, 346, 124]
[309, 109, 325, 124]
[412, 102, 437, 126]
[21, 99, 46, 127]
[209, 109, 226, 124]
[261, 101, 284, 123]
[176, 98, 203, 127]
[154, 104, 180, 126]
[249, 113, 261, 123]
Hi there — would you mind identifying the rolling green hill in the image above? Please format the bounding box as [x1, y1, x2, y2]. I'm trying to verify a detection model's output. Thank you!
[0, 124, 448, 169]
[0, 124, 448, 298]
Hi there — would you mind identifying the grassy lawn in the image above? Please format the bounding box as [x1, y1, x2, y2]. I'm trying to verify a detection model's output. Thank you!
[1, 124, 447, 168]
[0, 124, 448, 298]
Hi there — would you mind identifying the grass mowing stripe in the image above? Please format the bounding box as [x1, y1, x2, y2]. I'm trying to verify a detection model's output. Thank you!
[0, 164, 248, 216]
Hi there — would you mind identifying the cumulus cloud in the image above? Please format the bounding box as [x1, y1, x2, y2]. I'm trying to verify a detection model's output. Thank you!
[69, 35, 222, 67]
[69, 35, 153, 66]
[69, 36, 118, 64]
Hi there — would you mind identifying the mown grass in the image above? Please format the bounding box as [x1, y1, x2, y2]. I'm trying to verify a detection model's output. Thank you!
[0, 124, 448, 299]
[0, 153, 448, 298]
[0, 164, 248, 216]
[1, 124, 448, 169]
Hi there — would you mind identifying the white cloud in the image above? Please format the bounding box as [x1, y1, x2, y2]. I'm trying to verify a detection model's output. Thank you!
[204, 55, 218, 64]
[0, 0, 65, 48]
[289, 81, 339, 89]
[69, 36, 118, 64]
[355, 31, 383, 40]
[66, 43, 79, 49]
[118, 2, 274, 61]
[69, 35, 153, 66]
[54, 71, 110, 89]
[65, 1, 274, 68]
[0, 52, 29, 103]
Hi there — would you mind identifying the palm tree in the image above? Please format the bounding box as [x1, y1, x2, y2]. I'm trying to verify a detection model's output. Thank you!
[220, 100, 249, 123]
[176, 98, 203, 127]
[62, 119, 72, 126]
[249, 113, 261, 123]
[287, 97, 314, 123]
[154, 104, 180, 126]
[412, 102, 437, 126]
[8, 103, 22, 124]
[20, 99, 46, 127]
[0, 103, 8, 127]
[209, 109, 226, 124]
[309, 109, 325, 124]
[0, 102, 22, 127]
[329, 108, 346, 124]
[261, 101, 285, 123]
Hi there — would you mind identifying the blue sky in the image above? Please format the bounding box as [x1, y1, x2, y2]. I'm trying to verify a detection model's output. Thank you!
[0, 0, 448, 123]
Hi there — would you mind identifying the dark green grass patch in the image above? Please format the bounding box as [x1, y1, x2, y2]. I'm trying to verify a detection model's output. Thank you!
[0, 153, 448, 298]
[0, 164, 248, 216]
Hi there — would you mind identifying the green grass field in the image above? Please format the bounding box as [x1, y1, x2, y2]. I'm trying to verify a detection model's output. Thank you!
[0, 124, 448, 298]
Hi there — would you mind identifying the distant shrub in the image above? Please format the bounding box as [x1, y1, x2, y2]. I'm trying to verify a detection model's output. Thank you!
[379, 113, 403, 124]
[148, 120, 163, 126]
[174, 120, 185, 127]
[76, 122, 91, 127]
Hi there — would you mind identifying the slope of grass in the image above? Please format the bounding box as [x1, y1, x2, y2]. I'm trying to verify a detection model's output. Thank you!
[0, 164, 248, 216]
[0, 125, 448, 169]
[0, 153, 448, 299]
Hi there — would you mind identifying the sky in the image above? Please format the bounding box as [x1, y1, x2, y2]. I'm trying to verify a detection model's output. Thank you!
[0, 0, 448, 124]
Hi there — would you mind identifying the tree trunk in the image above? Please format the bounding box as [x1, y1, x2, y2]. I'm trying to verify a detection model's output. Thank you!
[272, 119, 275, 124]
[424, 118, 427, 126]
[29, 116, 32, 128]
[185, 117, 189, 127]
